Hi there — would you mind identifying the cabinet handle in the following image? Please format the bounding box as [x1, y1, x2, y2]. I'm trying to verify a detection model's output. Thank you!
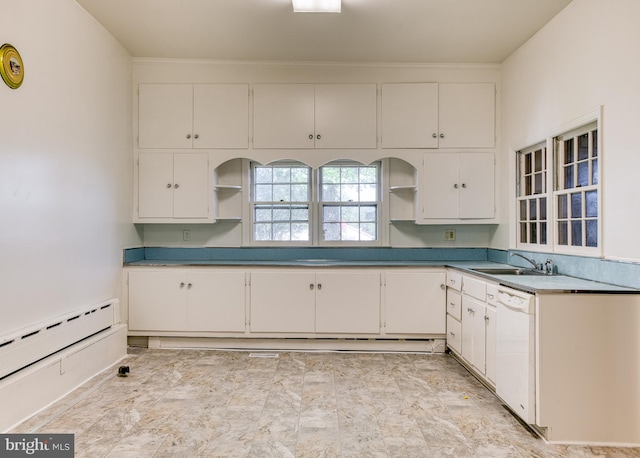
[179, 282, 185, 288]
[194, 134, 199, 139]
[440, 284, 445, 290]
[309, 283, 314, 290]
[449, 302, 455, 307]
[187, 283, 192, 289]
[487, 293, 494, 299]
[454, 183, 459, 189]
[316, 134, 321, 140]
[450, 279, 456, 284]
[174, 184, 179, 189]
[461, 183, 467, 189]
[186, 134, 191, 139]
[432, 133, 437, 138]
[485, 315, 489, 322]
[449, 331, 455, 337]
[309, 134, 314, 140]
[317, 283, 322, 290]
[440, 133, 445, 138]
[166, 183, 172, 188]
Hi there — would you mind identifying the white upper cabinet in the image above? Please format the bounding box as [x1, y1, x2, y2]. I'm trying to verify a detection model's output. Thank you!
[419, 152, 495, 221]
[253, 83, 377, 149]
[138, 83, 249, 149]
[381, 82, 495, 149]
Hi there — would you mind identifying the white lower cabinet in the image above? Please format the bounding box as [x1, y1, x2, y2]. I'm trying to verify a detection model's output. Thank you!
[128, 269, 246, 333]
[446, 269, 497, 386]
[384, 270, 446, 334]
[249, 270, 380, 334]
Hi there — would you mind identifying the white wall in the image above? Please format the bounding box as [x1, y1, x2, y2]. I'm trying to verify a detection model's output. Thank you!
[134, 59, 500, 248]
[0, 0, 140, 335]
[497, 0, 640, 262]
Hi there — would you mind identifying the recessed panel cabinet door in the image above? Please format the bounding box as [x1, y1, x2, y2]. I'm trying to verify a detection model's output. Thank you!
[250, 271, 316, 332]
[172, 154, 209, 219]
[381, 83, 439, 148]
[138, 153, 174, 218]
[253, 84, 315, 149]
[315, 271, 380, 333]
[421, 153, 459, 219]
[385, 271, 445, 334]
[193, 84, 249, 149]
[138, 84, 193, 149]
[439, 83, 495, 148]
[314, 84, 377, 149]
[128, 270, 187, 331]
[186, 271, 245, 332]
[459, 153, 495, 219]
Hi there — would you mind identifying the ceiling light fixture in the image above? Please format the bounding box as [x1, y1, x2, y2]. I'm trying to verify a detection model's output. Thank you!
[292, 0, 341, 13]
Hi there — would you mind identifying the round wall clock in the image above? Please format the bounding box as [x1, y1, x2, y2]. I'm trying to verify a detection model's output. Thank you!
[0, 43, 24, 89]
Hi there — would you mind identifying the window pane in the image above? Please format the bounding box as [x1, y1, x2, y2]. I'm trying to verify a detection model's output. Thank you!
[273, 184, 290, 202]
[360, 206, 377, 222]
[254, 223, 271, 241]
[341, 206, 359, 221]
[534, 173, 543, 194]
[578, 133, 589, 161]
[255, 168, 272, 183]
[519, 201, 527, 221]
[585, 190, 598, 217]
[273, 167, 290, 183]
[534, 149, 543, 172]
[592, 131, 598, 157]
[342, 184, 359, 202]
[323, 206, 340, 222]
[525, 176, 532, 195]
[586, 220, 598, 247]
[361, 223, 377, 240]
[530, 222, 537, 244]
[558, 221, 568, 245]
[571, 221, 582, 246]
[571, 193, 582, 219]
[540, 222, 547, 244]
[341, 167, 358, 183]
[524, 153, 532, 174]
[540, 198, 547, 220]
[564, 139, 574, 163]
[322, 184, 340, 202]
[563, 165, 574, 189]
[273, 223, 291, 241]
[341, 222, 360, 241]
[577, 162, 589, 187]
[291, 207, 308, 221]
[359, 184, 377, 201]
[558, 195, 568, 219]
[322, 223, 340, 241]
[529, 200, 537, 220]
[592, 159, 598, 185]
[322, 167, 340, 184]
[291, 167, 309, 183]
[291, 223, 309, 241]
[254, 207, 272, 222]
[273, 208, 290, 221]
[255, 184, 272, 201]
[291, 184, 308, 201]
[520, 223, 527, 243]
[360, 167, 377, 183]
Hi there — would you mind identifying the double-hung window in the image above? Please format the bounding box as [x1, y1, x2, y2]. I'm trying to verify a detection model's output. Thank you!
[251, 161, 380, 244]
[516, 119, 600, 255]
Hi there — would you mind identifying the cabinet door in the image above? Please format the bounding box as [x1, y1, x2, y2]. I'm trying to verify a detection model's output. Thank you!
[138, 84, 193, 149]
[193, 84, 249, 149]
[462, 296, 486, 375]
[421, 153, 459, 219]
[315, 271, 380, 333]
[381, 83, 438, 148]
[459, 153, 494, 219]
[128, 270, 187, 331]
[138, 153, 174, 218]
[250, 271, 315, 332]
[314, 84, 377, 149]
[385, 271, 445, 334]
[172, 153, 210, 219]
[186, 271, 245, 332]
[438, 83, 495, 148]
[253, 84, 315, 149]
[485, 305, 497, 384]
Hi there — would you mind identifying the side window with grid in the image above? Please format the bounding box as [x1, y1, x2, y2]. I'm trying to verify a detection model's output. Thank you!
[517, 143, 548, 247]
[320, 163, 379, 242]
[554, 123, 599, 250]
[252, 163, 311, 242]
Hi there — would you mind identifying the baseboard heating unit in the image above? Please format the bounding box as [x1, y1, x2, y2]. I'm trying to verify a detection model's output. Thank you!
[0, 299, 127, 432]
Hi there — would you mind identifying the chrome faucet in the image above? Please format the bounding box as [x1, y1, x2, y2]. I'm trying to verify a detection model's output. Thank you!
[509, 252, 541, 270]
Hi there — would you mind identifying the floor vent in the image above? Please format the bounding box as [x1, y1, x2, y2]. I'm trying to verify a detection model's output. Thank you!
[249, 352, 280, 358]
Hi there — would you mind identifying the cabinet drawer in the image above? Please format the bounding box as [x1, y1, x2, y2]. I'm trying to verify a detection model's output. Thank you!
[486, 284, 499, 306]
[447, 270, 462, 291]
[462, 275, 486, 301]
[446, 289, 462, 320]
[446, 315, 462, 354]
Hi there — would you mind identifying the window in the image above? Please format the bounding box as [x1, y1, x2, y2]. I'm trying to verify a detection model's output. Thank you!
[554, 122, 599, 250]
[250, 161, 380, 244]
[517, 142, 548, 247]
[515, 119, 600, 255]
[320, 163, 379, 242]
[252, 163, 311, 242]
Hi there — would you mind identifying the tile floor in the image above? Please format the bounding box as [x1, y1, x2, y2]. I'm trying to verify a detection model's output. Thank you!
[11, 347, 640, 457]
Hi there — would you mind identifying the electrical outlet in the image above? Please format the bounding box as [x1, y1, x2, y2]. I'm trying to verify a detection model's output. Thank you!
[183, 229, 191, 241]
[444, 229, 456, 241]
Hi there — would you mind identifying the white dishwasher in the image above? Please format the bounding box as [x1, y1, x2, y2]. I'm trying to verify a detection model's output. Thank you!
[495, 286, 535, 424]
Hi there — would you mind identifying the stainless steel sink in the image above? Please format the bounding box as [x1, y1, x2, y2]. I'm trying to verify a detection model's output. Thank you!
[471, 267, 547, 276]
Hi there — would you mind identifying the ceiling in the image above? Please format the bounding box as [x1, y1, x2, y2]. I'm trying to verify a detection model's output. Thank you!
[75, 0, 573, 64]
